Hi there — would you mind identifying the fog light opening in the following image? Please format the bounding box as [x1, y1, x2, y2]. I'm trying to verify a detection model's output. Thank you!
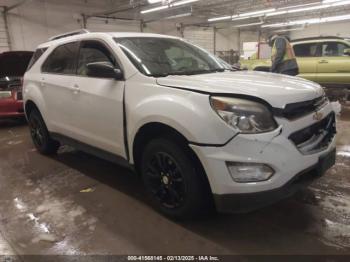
[226, 162, 275, 183]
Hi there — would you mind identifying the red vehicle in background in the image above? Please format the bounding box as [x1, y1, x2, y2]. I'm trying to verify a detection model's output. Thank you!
[0, 51, 33, 120]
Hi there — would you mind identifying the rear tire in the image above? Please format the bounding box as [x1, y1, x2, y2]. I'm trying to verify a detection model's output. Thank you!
[140, 137, 212, 220]
[28, 109, 60, 155]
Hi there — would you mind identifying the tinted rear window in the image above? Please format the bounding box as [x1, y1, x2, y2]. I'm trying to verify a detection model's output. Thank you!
[0, 52, 33, 77]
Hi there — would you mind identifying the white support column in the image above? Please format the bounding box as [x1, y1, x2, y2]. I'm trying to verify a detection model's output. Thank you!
[0, 7, 10, 52]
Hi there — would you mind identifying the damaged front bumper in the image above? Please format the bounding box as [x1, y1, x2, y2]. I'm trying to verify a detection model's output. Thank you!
[190, 102, 336, 213]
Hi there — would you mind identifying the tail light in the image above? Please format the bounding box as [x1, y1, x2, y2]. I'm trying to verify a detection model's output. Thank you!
[9, 78, 23, 100]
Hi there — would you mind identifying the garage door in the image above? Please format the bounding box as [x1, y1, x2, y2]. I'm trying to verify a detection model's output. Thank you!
[0, 12, 10, 53]
[183, 27, 214, 53]
[87, 18, 140, 33]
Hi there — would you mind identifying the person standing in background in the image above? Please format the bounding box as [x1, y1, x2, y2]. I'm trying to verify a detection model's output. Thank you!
[268, 34, 299, 76]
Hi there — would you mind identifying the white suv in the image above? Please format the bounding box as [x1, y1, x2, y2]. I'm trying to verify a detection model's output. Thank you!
[24, 30, 337, 219]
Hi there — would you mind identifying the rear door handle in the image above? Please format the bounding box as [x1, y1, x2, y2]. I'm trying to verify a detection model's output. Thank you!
[318, 60, 329, 64]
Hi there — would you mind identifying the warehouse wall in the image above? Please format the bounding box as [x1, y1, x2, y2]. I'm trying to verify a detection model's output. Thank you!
[0, 11, 10, 52]
[216, 28, 240, 51]
[216, 28, 260, 52]
[4, 0, 259, 55]
[290, 22, 350, 39]
[144, 21, 180, 37]
[5, 0, 142, 51]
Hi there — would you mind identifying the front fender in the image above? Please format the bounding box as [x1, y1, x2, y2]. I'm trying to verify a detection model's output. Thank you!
[127, 83, 237, 161]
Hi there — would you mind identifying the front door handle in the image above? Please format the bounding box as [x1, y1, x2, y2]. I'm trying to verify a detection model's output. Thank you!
[318, 60, 329, 64]
[71, 84, 80, 94]
[40, 78, 45, 87]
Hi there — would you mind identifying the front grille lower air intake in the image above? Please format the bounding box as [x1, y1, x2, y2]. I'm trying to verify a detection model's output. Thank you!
[289, 113, 336, 155]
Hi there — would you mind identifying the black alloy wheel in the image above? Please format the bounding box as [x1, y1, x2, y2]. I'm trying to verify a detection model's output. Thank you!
[140, 137, 212, 219]
[144, 151, 186, 209]
[28, 109, 60, 155]
[29, 114, 45, 148]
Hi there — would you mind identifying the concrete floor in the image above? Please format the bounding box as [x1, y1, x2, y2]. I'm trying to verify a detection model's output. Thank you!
[0, 107, 350, 256]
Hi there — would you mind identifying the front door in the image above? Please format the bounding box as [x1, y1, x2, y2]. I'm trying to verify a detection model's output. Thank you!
[293, 42, 321, 82]
[317, 41, 350, 85]
[68, 40, 126, 157]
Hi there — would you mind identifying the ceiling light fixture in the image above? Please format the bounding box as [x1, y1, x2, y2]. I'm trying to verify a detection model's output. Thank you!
[262, 13, 350, 28]
[278, 2, 321, 10]
[208, 0, 350, 22]
[208, 16, 232, 22]
[323, 0, 344, 3]
[164, 12, 192, 19]
[238, 8, 276, 17]
[286, 4, 330, 13]
[141, 5, 169, 14]
[234, 22, 264, 27]
[208, 9, 275, 22]
[147, 0, 164, 3]
[172, 0, 199, 6]
[141, 0, 199, 14]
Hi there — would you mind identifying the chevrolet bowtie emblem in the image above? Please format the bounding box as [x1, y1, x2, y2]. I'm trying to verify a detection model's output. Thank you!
[313, 111, 324, 121]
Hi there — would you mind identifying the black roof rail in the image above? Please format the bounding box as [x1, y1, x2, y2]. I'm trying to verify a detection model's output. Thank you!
[291, 36, 344, 42]
[49, 29, 90, 41]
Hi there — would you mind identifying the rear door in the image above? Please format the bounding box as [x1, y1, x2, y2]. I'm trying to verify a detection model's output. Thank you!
[41, 41, 80, 134]
[293, 42, 320, 82]
[69, 40, 125, 157]
[317, 41, 350, 85]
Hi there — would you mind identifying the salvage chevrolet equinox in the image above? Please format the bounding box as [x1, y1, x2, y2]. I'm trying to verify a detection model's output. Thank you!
[23, 30, 337, 219]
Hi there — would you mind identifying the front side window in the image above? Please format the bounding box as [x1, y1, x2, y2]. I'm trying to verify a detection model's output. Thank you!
[77, 40, 118, 76]
[42, 42, 79, 74]
[322, 42, 349, 57]
[114, 37, 224, 77]
[293, 43, 321, 57]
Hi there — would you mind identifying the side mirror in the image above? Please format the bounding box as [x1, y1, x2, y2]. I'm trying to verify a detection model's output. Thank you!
[86, 62, 123, 80]
[344, 48, 350, 56]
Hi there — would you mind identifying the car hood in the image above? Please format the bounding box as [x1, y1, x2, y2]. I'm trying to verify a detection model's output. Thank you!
[156, 71, 324, 109]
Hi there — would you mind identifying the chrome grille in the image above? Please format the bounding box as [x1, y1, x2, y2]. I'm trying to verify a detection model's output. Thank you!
[275, 95, 328, 120]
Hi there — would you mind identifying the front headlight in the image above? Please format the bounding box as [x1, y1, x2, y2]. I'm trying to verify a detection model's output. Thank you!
[210, 96, 277, 134]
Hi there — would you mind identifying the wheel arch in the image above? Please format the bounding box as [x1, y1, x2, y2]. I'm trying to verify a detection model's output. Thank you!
[132, 122, 211, 191]
[24, 100, 40, 119]
[133, 122, 190, 168]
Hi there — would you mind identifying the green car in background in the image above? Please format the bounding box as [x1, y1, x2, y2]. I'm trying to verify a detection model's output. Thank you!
[240, 36, 350, 87]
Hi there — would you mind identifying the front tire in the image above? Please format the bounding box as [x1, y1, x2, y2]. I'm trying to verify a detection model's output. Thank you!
[28, 109, 60, 155]
[140, 137, 212, 219]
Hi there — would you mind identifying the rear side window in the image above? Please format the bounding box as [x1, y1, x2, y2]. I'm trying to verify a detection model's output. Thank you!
[42, 42, 79, 74]
[27, 48, 47, 71]
[293, 43, 321, 57]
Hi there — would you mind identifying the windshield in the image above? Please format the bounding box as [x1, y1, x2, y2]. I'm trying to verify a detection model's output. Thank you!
[114, 37, 227, 77]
